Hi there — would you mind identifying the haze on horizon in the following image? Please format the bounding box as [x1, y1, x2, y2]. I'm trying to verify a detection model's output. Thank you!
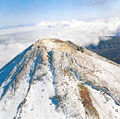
[0, 0, 120, 68]
[0, 0, 120, 26]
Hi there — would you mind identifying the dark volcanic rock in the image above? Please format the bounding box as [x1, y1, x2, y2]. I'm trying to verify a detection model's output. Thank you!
[86, 36, 120, 64]
[0, 38, 120, 119]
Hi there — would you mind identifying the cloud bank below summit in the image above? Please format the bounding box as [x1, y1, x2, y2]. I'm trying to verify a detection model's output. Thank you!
[0, 17, 120, 68]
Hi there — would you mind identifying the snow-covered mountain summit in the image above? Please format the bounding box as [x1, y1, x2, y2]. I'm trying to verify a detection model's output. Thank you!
[0, 38, 120, 119]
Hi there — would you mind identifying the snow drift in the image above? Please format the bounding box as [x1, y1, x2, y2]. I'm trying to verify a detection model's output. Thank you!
[0, 38, 120, 119]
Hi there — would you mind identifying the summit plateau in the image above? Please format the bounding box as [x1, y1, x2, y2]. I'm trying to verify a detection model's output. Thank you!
[0, 38, 120, 119]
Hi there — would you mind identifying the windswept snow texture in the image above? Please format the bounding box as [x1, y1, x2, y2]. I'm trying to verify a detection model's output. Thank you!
[1, 17, 120, 68]
[0, 38, 120, 119]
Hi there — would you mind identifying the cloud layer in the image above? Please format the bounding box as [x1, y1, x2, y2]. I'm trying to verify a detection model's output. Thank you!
[0, 17, 120, 68]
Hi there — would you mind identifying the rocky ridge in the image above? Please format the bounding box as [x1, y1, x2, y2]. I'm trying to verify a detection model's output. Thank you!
[0, 38, 120, 119]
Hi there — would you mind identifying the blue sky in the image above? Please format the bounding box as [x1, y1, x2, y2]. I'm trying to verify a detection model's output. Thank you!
[0, 0, 120, 26]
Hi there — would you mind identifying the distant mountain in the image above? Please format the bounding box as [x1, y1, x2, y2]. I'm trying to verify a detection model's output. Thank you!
[0, 38, 120, 119]
[86, 36, 120, 64]
[0, 23, 35, 30]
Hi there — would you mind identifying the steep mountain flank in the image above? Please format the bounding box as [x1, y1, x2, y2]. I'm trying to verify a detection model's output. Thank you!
[0, 38, 120, 119]
[87, 36, 120, 64]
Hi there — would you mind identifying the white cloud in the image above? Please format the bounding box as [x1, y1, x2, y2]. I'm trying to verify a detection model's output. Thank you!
[0, 17, 120, 68]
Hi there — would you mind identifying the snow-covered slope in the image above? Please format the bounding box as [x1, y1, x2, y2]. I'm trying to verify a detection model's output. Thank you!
[0, 38, 120, 119]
